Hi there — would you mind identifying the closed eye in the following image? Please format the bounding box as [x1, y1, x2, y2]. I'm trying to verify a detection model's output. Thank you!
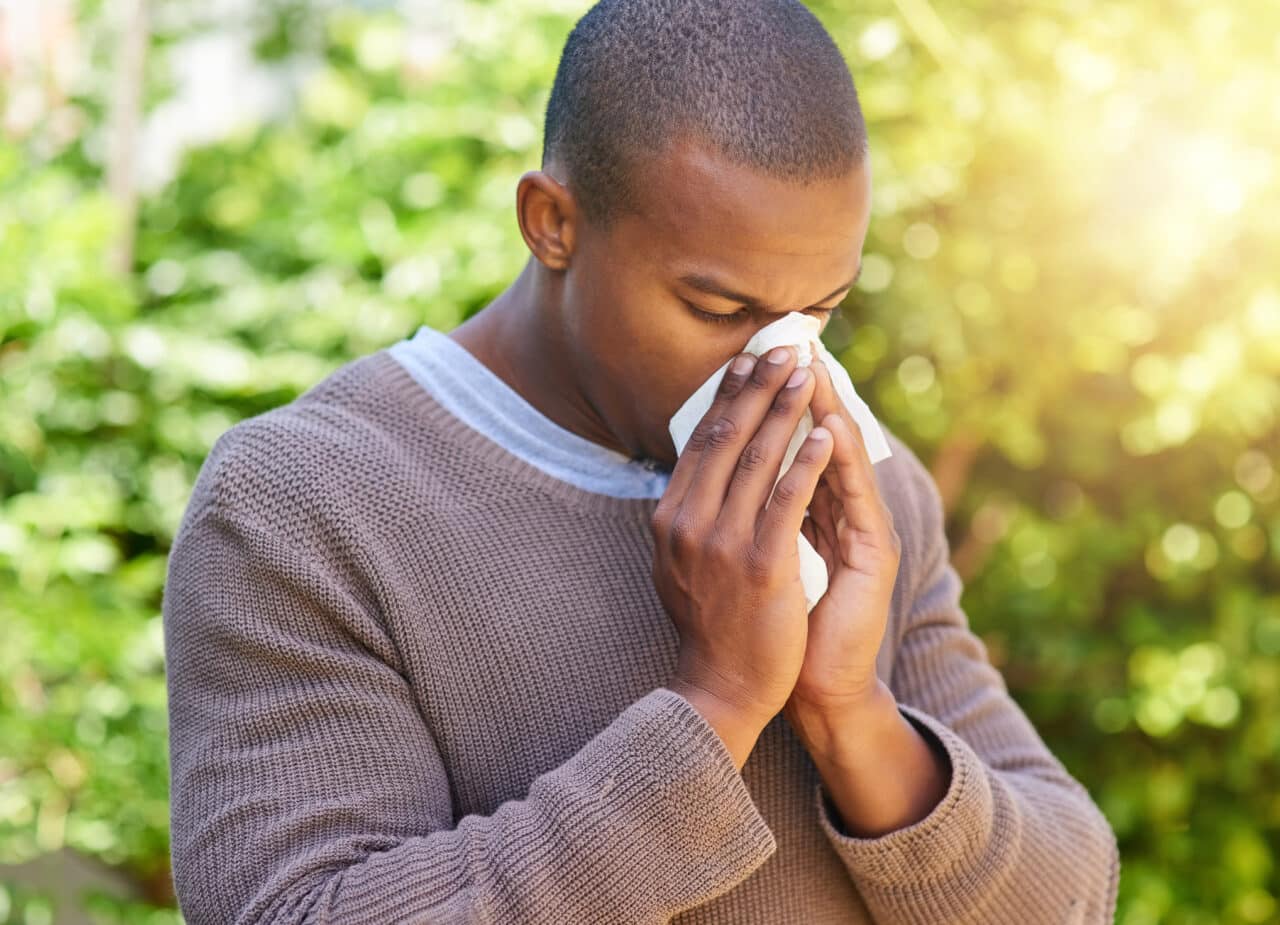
[688, 302, 837, 326]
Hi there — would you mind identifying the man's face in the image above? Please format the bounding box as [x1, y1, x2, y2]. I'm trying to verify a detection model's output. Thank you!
[559, 135, 873, 469]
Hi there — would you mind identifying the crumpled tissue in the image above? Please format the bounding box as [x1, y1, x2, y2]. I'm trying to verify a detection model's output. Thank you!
[667, 312, 892, 613]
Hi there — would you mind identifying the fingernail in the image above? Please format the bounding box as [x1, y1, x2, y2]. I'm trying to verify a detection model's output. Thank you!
[767, 346, 791, 364]
[730, 354, 755, 375]
[809, 426, 830, 441]
[786, 367, 809, 388]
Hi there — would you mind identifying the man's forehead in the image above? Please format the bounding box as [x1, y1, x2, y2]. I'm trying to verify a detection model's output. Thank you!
[631, 136, 868, 245]
[624, 137, 871, 291]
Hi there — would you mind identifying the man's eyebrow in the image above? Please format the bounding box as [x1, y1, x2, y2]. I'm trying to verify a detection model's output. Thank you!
[677, 263, 863, 310]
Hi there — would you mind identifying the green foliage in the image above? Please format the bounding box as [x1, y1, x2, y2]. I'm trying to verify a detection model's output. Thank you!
[2, 1, 1278, 922]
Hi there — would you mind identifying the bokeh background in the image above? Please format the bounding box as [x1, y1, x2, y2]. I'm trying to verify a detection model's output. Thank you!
[2, 0, 1278, 922]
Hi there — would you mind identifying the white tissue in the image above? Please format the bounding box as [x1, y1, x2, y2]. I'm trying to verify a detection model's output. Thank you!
[667, 312, 892, 613]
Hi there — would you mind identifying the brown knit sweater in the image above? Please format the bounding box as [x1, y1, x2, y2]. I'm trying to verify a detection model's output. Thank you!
[162, 348, 1120, 924]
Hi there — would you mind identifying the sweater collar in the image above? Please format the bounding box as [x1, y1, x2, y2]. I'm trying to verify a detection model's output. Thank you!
[387, 325, 672, 503]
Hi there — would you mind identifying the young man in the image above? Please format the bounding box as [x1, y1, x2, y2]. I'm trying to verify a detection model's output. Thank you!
[163, 1, 1119, 922]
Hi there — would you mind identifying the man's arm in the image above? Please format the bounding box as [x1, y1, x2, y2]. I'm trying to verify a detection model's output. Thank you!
[790, 677, 952, 838]
[809, 447, 1120, 924]
[163, 506, 776, 925]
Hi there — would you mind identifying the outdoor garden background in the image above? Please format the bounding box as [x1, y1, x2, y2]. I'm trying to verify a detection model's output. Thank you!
[2, 0, 1278, 922]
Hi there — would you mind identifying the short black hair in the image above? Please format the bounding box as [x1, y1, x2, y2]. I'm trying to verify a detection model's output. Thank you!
[541, 0, 868, 229]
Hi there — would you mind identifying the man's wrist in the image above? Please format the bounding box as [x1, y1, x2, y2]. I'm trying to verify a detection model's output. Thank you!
[788, 681, 953, 838]
[668, 680, 769, 770]
[785, 680, 900, 768]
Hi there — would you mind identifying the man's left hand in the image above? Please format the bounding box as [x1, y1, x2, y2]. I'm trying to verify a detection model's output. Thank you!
[786, 345, 902, 733]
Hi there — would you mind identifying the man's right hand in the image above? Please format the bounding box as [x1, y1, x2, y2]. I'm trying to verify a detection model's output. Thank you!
[651, 344, 833, 768]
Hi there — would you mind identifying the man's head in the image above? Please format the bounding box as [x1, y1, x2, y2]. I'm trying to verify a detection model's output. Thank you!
[514, 0, 872, 469]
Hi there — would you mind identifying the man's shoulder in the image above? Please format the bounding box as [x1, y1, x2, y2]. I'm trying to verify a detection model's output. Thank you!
[870, 423, 953, 604]
[176, 350, 425, 540]
[873, 423, 944, 537]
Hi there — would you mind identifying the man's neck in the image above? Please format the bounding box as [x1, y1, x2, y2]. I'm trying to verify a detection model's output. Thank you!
[447, 260, 630, 458]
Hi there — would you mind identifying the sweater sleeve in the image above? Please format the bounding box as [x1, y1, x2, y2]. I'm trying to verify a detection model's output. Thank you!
[163, 507, 776, 925]
[811, 453, 1120, 924]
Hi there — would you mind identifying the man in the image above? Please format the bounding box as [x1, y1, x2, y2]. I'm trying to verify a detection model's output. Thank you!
[163, 1, 1120, 922]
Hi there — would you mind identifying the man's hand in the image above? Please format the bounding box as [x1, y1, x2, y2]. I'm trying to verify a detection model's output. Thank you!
[652, 345, 832, 769]
[786, 344, 902, 728]
[781, 346, 950, 838]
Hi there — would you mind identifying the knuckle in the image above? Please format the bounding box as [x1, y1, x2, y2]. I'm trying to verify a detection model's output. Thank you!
[769, 387, 799, 415]
[668, 514, 701, 554]
[742, 544, 774, 581]
[719, 364, 749, 396]
[688, 413, 731, 453]
[686, 419, 714, 453]
[767, 401, 797, 426]
[705, 415, 740, 450]
[736, 441, 767, 474]
[769, 478, 802, 508]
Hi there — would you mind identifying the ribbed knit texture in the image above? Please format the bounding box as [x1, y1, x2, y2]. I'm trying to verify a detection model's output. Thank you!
[162, 349, 1120, 924]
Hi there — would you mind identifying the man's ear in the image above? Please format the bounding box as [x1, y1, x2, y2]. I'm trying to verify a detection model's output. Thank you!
[515, 169, 577, 271]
